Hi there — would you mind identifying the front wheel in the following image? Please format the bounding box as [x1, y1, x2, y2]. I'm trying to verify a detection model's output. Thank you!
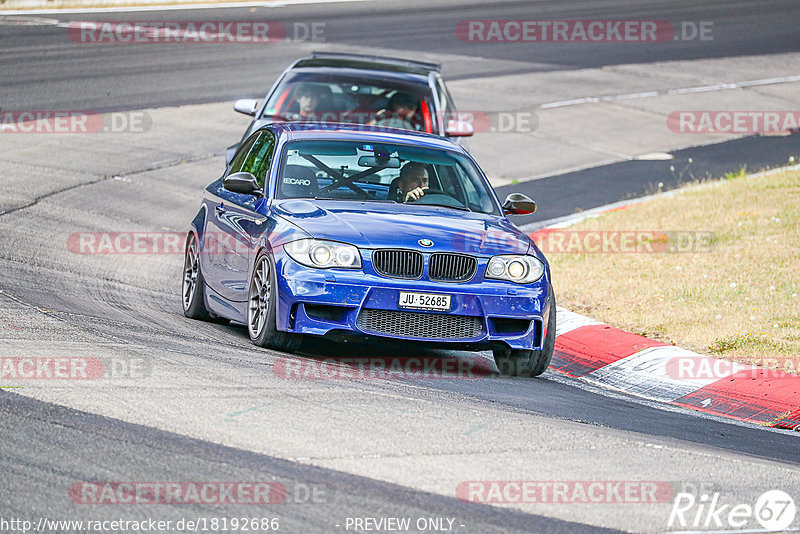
[493, 295, 557, 377]
[182, 233, 212, 320]
[248, 252, 302, 352]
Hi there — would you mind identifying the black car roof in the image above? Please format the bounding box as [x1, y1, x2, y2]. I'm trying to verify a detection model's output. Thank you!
[292, 51, 442, 77]
[263, 122, 462, 151]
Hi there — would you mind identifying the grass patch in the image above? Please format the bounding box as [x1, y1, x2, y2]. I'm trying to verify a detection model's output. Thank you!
[545, 167, 800, 372]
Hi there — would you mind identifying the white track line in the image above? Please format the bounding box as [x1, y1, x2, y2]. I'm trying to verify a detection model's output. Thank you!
[0, 0, 369, 15]
[520, 163, 800, 233]
[540, 75, 800, 109]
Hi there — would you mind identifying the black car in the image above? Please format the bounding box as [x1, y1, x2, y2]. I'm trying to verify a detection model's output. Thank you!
[227, 51, 474, 164]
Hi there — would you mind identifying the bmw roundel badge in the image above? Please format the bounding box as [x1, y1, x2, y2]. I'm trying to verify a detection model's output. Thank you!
[418, 239, 434, 247]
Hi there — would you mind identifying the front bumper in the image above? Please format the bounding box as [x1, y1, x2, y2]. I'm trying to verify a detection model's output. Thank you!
[274, 249, 553, 351]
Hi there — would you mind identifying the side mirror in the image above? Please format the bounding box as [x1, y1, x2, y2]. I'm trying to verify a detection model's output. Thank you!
[223, 172, 262, 196]
[502, 193, 537, 215]
[233, 99, 259, 116]
[445, 119, 474, 137]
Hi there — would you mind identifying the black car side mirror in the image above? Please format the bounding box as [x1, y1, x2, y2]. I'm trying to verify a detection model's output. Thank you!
[444, 118, 475, 137]
[233, 98, 259, 116]
[223, 172, 262, 197]
[502, 193, 537, 215]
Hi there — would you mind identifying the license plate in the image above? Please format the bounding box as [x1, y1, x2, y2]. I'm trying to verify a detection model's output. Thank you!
[398, 291, 451, 312]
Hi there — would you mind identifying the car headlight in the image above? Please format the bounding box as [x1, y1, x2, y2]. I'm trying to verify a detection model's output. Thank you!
[485, 255, 544, 284]
[284, 239, 362, 269]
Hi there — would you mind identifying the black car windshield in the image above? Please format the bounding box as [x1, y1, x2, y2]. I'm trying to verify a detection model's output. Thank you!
[262, 72, 435, 134]
[275, 140, 500, 215]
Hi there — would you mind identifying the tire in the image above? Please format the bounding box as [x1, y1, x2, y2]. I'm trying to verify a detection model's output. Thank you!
[493, 294, 557, 377]
[247, 252, 302, 352]
[182, 232, 213, 320]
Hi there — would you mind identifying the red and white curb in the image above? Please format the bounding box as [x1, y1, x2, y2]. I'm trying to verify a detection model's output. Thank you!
[535, 163, 800, 430]
[551, 308, 800, 429]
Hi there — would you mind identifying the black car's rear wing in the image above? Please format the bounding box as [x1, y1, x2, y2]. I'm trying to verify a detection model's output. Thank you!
[295, 51, 441, 75]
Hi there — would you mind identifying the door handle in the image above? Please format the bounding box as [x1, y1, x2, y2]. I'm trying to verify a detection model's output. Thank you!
[215, 204, 227, 215]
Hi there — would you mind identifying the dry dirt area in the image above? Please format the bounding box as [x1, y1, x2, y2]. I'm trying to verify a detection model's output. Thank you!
[541, 166, 800, 373]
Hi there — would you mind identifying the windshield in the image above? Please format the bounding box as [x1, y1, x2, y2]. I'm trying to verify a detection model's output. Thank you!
[274, 140, 500, 215]
[262, 72, 436, 134]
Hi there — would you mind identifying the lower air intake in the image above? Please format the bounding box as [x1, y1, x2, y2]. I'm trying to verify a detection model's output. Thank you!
[356, 309, 484, 340]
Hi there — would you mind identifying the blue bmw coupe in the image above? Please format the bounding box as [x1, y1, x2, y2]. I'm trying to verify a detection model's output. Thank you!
[183, 123, 555, 376]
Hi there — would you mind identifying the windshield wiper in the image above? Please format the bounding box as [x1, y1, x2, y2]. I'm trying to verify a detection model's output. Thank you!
[313, 198, 399, 203]
[260, 113, 291, 121]
[423, 203, 471, 212]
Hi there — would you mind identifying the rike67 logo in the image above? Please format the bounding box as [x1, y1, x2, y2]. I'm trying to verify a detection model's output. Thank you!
[668, 490, 796, 531]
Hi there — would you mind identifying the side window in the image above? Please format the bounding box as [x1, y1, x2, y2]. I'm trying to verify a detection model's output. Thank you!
[437, 163, 482, 211]
[229, 132, 262, 174]
[437, 77, 457, 115]
[436, 77, 459, 134]
[459, 169, 481, 208]
[242, 131, 276, 188]
[435, 165, 460, 199]
[458, 165, 494, 212]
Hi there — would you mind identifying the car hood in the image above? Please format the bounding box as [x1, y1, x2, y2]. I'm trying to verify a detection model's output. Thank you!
[273, 200, 531, 256]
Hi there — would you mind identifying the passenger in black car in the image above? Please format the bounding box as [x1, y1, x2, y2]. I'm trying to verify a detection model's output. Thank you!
[374, 92, 422, 131]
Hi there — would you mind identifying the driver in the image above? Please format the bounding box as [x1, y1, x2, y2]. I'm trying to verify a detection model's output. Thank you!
[397, 162, 429, 202]
[294, 84, 322, 120]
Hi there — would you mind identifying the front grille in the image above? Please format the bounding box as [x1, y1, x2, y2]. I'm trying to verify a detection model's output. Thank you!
[429, 253, 477, 282]
[357, 309, 484, 340]
[372, 249, 423, 279]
